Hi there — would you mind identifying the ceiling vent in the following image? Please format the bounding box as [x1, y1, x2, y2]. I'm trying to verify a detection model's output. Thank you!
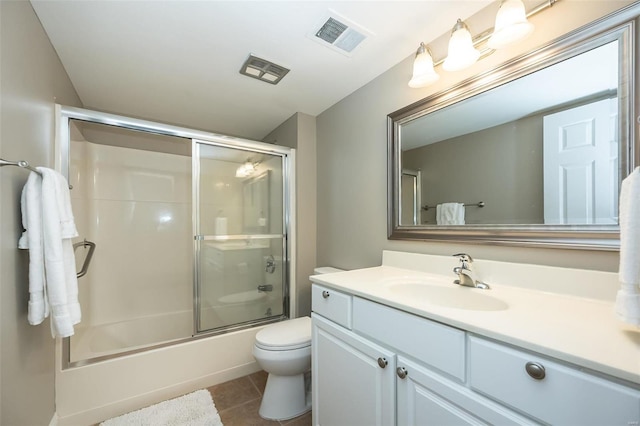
[239, 55, 290, 85]
[309, 11, 372, 57]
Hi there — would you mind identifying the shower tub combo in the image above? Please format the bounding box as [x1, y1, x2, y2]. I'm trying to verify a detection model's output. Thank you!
[54, 105, 296, 425]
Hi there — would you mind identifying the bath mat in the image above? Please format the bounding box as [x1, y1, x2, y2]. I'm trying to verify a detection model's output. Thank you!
[100, 389, 223, 426]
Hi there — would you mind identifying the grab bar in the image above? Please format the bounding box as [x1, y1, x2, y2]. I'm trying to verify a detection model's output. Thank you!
[73, 239, 96, 279]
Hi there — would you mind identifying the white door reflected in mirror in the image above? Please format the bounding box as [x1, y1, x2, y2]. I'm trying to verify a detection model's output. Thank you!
[543, 98, 619, 225]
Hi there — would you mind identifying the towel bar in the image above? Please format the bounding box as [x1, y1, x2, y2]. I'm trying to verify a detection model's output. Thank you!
[0, 158, 42, 176]
[1, 157, 73, 189]
[422, 201, 485, 211]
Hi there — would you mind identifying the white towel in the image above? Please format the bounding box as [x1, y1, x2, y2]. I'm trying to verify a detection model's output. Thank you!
[436, 203, 465, 225]
[617, 167, 640, 326]
[215, 217, 227, 235]
[18, 172, 48, 325]
[18, 167, 81, 337]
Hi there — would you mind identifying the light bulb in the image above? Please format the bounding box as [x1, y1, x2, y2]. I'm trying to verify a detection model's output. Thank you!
[408, 43, 440, 88]
[443, 19, 480, 72]
[488, 0, 534, 49]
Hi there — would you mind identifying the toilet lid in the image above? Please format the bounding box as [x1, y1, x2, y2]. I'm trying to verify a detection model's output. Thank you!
[255, 316, 311, 350]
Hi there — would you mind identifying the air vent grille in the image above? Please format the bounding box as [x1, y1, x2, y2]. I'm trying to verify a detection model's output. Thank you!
[239, 55, 290, 85]
[315, 17, 348, 44]
[309, 11, 371, 57]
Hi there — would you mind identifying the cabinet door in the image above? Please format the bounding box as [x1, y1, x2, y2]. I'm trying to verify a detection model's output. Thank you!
[312, 314, 395, 426]
[397, 356, 535, 426]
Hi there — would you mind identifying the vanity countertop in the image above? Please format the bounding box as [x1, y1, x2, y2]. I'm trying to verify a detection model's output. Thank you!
[310, 253, 640, 385]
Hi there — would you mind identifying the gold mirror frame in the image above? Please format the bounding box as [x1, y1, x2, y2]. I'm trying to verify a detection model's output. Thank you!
[388, 6, 638, 250]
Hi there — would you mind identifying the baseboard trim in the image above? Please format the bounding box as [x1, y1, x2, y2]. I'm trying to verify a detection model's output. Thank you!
[49, 412, 59, 426]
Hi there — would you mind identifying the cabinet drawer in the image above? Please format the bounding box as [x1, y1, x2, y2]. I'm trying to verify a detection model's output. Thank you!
[311, 284, 352, 329]
[352, 297, 466, 382]
[469, 335, 640, 425]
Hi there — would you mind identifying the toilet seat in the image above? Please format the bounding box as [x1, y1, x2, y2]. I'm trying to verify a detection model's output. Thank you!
[255, 316, 311, 351]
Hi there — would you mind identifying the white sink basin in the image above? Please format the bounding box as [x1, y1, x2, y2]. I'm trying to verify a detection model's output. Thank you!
[385, 280, 508, 311]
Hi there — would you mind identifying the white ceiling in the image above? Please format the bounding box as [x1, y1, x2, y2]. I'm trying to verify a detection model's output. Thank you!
[30, 0, 494, 141]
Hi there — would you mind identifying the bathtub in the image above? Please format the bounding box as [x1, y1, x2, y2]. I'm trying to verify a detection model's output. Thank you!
[70, 310, 193, 363]
[57, 318, 265, 425]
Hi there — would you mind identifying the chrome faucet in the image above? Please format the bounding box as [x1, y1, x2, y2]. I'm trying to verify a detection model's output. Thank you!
[452, 253, 489, 289]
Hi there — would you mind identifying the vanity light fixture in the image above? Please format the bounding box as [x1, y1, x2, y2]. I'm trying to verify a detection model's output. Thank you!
[407, 0, 559, 88]
[408, 42, 440, 88]
[487, 0, 534, 49]
[235, 160, 259, 178]
[443, 19, 481, 72]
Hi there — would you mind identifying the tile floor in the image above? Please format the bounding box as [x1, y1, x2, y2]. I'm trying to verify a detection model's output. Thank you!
[207, 370, 312, 426]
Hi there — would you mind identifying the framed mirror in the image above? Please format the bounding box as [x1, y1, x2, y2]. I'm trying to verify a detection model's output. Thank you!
[243, 170, 271, 233]
[388, 7, 638, 250]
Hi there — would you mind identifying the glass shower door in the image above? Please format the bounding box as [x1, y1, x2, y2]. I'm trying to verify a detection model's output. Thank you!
[67, 119, 194, 364]
[194, 140, 288, 333]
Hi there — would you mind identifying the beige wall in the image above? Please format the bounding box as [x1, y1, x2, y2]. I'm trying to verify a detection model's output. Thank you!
[404, 115, 543, 225]
[316, 1, 634, 272]
[403, 93, 618, 225]
[0, 2, 82, 425]
[263, 113, 317, 316]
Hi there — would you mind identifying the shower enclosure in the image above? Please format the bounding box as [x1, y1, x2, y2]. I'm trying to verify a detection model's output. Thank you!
[58, 106, 294, 366]
[195, 142, 287, 332]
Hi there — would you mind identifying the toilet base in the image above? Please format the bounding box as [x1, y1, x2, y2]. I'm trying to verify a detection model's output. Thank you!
[258, 372, 311, 421]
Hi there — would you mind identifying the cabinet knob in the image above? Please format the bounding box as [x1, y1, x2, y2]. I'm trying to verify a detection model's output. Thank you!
[396, 367, 408, 379]
[322, 290, 330, 299]
[377, 357, 388, 369]
[525, 362, 546, 380]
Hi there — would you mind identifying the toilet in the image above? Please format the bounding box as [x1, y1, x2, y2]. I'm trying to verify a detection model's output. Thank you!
[253, 266, 343, 420]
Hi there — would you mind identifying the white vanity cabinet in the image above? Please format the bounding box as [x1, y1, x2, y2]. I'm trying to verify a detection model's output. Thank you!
[311, 285, 395, 426]
[312, 314, 396, 426]
[311, 283, 640, 426]
[352, 296, 533, 425]
[311, 284, 530, 425]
